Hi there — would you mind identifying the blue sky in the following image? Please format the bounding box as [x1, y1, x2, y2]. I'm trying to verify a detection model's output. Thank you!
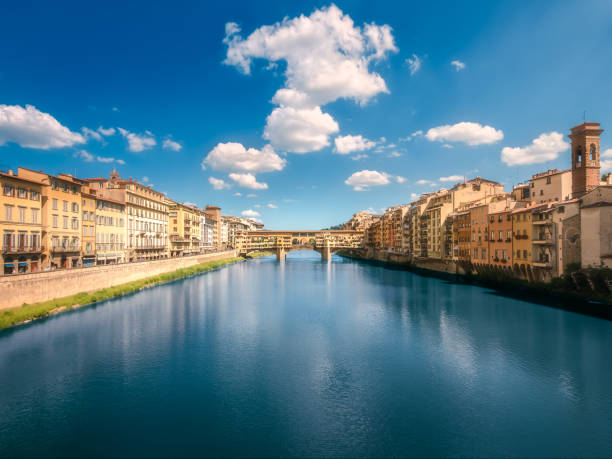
[1, 0, 611, 229]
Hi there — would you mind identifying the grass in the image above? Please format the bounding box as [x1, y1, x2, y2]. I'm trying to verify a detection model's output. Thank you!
[0, 257, 243, 330]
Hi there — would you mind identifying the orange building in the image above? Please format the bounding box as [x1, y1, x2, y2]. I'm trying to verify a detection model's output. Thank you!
[469, 204, 489, 266]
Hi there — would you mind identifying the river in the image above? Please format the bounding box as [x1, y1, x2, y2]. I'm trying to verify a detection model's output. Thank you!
[1, 252, 611, 457]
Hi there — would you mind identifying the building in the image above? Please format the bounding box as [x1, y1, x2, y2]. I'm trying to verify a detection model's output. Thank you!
[512, 206, 534, 279]
[469, 203, 489, 266]
[80, 186, 97, 267]
[95, 195, 126, 265]
[18, 168, 83, 270]
[580, 185, 612, 268]
[1, 169, 44, 274]
[488, 208, 514, 267]
[528, 169, 572, 204]
[200, 211, 216, 251]
[345, 211, 380, 232]
[169, 201, 201, 256]
[451, 210, 471, 261]
[204, 206, 221, 250]
[86, 170, 169, 262]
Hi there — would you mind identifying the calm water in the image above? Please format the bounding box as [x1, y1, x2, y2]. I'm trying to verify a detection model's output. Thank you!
[1, 252, 612, 458]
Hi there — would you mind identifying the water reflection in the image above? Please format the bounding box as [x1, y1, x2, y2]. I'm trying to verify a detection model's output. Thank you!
[0, 255, 611, 457]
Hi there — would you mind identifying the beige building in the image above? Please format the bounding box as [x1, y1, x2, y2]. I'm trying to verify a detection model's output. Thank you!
[86, 170, 168, 262]
[1, 170, 44, 274]
[204, 206, 221, 250]
[580, 186, 612, 268]
[80, 187, 97, 267]
[528, 169, 572, 204]
[169, 202, 201, 256]
[95, 195, 126, 265]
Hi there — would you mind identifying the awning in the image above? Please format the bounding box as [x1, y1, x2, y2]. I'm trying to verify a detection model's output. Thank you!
[18, 262, 28, 266]
[4, 264, 14, 267]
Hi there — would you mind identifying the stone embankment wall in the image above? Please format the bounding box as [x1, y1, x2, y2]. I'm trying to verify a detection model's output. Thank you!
[0, 250, 236, 310]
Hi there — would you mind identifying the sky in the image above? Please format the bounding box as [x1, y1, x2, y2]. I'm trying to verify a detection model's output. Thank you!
[1, 0, 612, 229]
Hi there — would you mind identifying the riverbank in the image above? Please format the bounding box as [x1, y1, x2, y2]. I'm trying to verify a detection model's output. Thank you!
[244, 251, 275, 258]
[0, 257, 243, 330]
[337, 250, 612, 320]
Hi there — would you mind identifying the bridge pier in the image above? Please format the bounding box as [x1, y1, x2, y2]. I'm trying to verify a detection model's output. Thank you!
[320, 246, 331, 261]
[276, 247, 286, 261]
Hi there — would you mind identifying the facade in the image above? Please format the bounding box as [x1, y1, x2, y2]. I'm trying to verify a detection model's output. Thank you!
[469, 204, 489, 266]
[200, 212, 215, 251]
[451, 210, 470, 261]
[95, 195, 126, 265]
[488, 209, 513, 267]
[204, 206, 221, 250]
[570, 122, 602, 198]
[528, 169, 572, 204]
[345, 211, 380, 232]
[580, 186, 612, 268]
[169, 202, 201, 256]
[86, 171, 169, 262]
[80, 188, 97, 267]
[0, 170, 43, 274]
[512, 206, 534, 278]
[19, 168, 83, 270]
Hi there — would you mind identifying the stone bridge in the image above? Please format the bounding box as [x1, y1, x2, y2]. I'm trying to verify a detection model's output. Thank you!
[235, 230, 364, 261]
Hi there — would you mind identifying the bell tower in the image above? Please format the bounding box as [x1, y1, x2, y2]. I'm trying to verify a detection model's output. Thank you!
[570, 122, 603, 198]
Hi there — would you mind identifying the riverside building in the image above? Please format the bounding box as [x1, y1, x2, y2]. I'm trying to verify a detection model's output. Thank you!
[95, 195, 126, 265]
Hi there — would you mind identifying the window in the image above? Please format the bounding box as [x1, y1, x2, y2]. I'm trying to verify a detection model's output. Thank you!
[590, 143, 597, 161]
[474, 248, 478, 259]
[18, 187, 27, 198]
[576, 146, 583, 164]
[72, 218, 78, 230]
[83, 211, 88, 221]
[540, 190, 543, 196]
[52, 215, 58, 228]
[18, 207, 26, 223]
[482, 248, 486, 260]
[72, 202, 78, 213]
[31, 208, 39, 223]
[63, 200, 68, 212]
[52, 198, 58, 210]
[30, 190, 40, 201]
[4, 205, 13, 221]
[63, 216, 68, 229]
[546, 177, 551, 185]
[516, 249, 521, 258]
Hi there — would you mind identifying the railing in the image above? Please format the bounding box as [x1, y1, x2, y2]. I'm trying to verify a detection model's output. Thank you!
[51, 245, 81, 253]
[133, 244, 167, 250]
[2, 245, 43, 253]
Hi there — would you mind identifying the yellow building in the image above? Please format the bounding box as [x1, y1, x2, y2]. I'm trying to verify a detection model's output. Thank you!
[512, 206, 534, 279]
[80, 187, 97, 267]
[169, 202, 201, 256]
[1, 170, 44, 274]
[95, 195, 126, 265]
[18, 168, 83, 269]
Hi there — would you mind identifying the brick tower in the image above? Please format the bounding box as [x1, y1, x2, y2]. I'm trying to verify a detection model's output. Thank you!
[570, 122, 603, 198]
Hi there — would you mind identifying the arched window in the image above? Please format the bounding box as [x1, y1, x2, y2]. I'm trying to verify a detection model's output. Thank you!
[576, 146, 583, 164]
[590, 143, 597, 161]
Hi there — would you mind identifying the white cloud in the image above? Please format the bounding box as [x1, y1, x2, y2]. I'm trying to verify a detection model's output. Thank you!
[451, 60, 466, 71]
[334, 134, 376, 154]
[229, 172, 268, 190]
[439, 175, 463, 182]
[0, 104, 85, 149]
[242, 209, 261, 218]
[264, 106, 339, 153]
[247, 193, 258, 198]
[224, 5, 397, 107]
[116, 159, 125, 165]
[233, 192, 242, 196]
[267, 203, 278, 208]
[112, 107, 119, 112]
[501, 132, 569, 166]
[351, 154, 368, 161]
[425, 122, 503, 146]
[75, 150, 94, 162]
[82, 127, 102, 142]
[97, 126, 116, 136]
[405, 54, 422, 76]
[410, 192, 419, 201]
[254, 204, 261, 208]
[96, 156, 115, 163]
[118, 127, 156, 152]
[202, 142, 285, 172]
[601, 149, 612, 172]
[163, 138, 182, 151]
[345, 169, 391, 191]
[388, 151, 402, 158]
[209, 177, 231, 190]
[415, 179, 436, 186]
[395, 176, 406, 183]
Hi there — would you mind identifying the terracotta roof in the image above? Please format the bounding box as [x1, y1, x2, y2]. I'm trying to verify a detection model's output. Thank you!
[0, 172, 45, 185]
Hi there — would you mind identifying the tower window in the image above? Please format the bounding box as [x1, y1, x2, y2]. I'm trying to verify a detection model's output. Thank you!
[576, 146, 583, 164]
[590, 143, 597, 161]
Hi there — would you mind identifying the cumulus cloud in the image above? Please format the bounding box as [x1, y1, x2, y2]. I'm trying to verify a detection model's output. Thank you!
[242, 209, 261, 218]
[0, 104, 85, 149]
[395, 176, 406, 183]
[415, 179, 436, 186]
[334, 134, 376, 154]
[264, 106, 339, 153]
[233, 192, 242, 196]
[601, 149, 612, 173]
[247, 193, 257, 198]
[75, 150, 94, 162]
[351, 154, 368, 161]
[405, 54, 422, 76]
[425, 122, 503, 146]
[410, 192, 419, 201]
[202, 142, 286, 172]
[267, 203, 278, 208]
[344, 169, 391, 191]
[209, 177, 231, 190]
[96, 156, 115, 163]
[229, 172, 268, 190]
[224, 5, 396, 153]
[116, 159, 125, 165]
[97, 126, 116, 136]
[118, 127, 156, 152]
[501, 132, 569, 166]
[439, 175, 463, 182]
[451, 60, 466, 71]
[82, 127, 103, 142]
[163, 138, 182, 151]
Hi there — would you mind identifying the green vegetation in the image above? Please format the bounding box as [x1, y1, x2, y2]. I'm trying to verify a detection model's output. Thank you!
[0, 257, 243, 330]
[245, 251, 275, 258]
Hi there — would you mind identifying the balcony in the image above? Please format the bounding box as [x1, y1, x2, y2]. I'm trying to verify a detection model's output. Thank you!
[2, 245, 43, 254]
[134, 244, 167, 250]
[533, 220, 551, 225]
[532, 261, 552, 268]
[51, 245, 81, 253]
[533, 237, 553, 245]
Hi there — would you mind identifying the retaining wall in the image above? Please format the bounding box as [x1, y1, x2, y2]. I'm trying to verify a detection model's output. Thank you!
[0, 250, 236, 310]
